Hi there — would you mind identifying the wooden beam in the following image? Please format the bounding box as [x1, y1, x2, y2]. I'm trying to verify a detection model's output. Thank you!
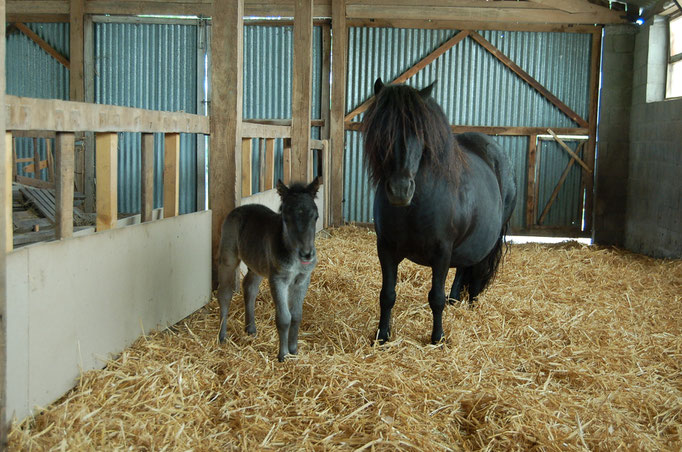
[241, 138, 252, 197]
[163, 133, 180, 218]
[320, 23, 332, 142]
[241, 122, 291, 139]
[547, 129, 591, 173]
[345, 30, 469, 122]
[140, 133, 154, 222]
[6, 95, 210, 134]
[584, 29, 602, 236]
[0, 4, 6, 445]
[55, 132, 75, 239]
[13, 22, 70, 69]
[468, 31, 589, 128]
[69, 0, 84, 101]
[526, 134, 538, 229]
[264, 138, 275, 191]
[291, 0, 314, 183]
[95, 132, 117, 231]
[345, 122, 589, 136]
[330, 0, 347, 226]
[210, 0, 243, 282]
[4, 133, 11, 252]
[32, 138, 41, 179]
[347, 18, 602, 34]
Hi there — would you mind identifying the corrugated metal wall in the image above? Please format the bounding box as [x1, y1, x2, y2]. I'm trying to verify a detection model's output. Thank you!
[6, 23, 70, 181]
[242, 24, 323, 193]
[95, 21, 199, 214]
[344, 27, 593, 231]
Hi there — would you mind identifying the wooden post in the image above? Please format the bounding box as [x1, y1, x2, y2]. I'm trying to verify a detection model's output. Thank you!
[291, 0, 313, 183]
[55, 132, 75, 239]
[526, 134, 538, 229]
[83, 14, 95, 212]
[69, 0, 85, 102]
[163, 133, 180, 218]
[3, 133, 11, 252]
[140, 133, 154, 222]
[330, 0, 347, 226]
[241, 138, 252, 197]
[584, 29, 602, 236]
[320, 23, 331, 142]
[46, 139, 55, 183]
[258, 138, 265, 193]
[210, 0, 243, 283]
[96, 132, 117, 231]
[264, 138, 275, 190]
[0, 3, 7, 443]
[283, 138, 292, 185]
[32, 137, 41, 179]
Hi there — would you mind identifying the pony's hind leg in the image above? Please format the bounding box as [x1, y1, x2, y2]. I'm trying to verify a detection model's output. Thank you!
[448, 266, 472, 305]
[242, 270, 263, 335]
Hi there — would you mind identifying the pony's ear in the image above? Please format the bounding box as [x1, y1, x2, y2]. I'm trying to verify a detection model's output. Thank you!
[374, 78, 384, 96]
[307, 176, 321, 197]
[276, 179, 288, 198]
[419, 81, 437, 98]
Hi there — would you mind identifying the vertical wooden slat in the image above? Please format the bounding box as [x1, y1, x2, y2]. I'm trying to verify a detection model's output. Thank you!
[83, 14, 95, 213]
[264, 138, 275, 190]
[526, 134, 538, 229]
[584, 29, 602, 236]
[55, 133, 75, 239]
[69, 0, 85, 102]
[291, 0, 313, 183]
[32, 137, 40, 179]
[307, 148, 315, 183]
[320, 23, 331, 142]
[241, 138, 252, 197]
[258, 138, 266, 193]
[1, 8, 7, 445]
[330, 0, 347, 226]
[283, 138, 292, 185]
[140, 133, 154, 222]
[163, 133, 180, 218]
[210, 0, 243, 284]
[4, 133, 11, 252]
[322, 140, 331, 228]
[11, 138, 17, 181]
[46, 138, 55, 183]
[96, 132, 117, 231]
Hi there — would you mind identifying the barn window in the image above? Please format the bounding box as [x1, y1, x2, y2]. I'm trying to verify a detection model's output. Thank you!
[667, 13, 682, 98]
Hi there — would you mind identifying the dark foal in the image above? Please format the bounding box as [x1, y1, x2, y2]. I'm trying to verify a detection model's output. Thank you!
[217, 177, 321, 361]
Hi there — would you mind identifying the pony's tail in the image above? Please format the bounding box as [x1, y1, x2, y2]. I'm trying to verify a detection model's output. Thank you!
[476, 222, 510, 294]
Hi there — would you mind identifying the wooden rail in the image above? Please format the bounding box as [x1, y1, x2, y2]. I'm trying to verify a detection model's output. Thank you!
[5, 95, 209, 250]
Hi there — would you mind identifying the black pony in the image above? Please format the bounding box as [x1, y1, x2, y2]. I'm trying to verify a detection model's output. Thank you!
[363, 78, 517, 344]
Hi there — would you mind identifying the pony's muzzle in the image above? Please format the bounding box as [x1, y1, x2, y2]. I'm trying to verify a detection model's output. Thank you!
[386, 177, 415, 206]
[299, 249, 316, 265]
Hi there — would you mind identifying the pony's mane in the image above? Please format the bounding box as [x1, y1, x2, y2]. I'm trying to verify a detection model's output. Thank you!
[362, 83, 464, 185]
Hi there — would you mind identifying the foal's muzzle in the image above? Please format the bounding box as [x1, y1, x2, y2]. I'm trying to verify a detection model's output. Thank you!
[386, 177, 415, 206]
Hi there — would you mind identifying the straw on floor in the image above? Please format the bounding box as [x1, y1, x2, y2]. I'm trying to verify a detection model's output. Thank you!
[9, 225, 682, 450]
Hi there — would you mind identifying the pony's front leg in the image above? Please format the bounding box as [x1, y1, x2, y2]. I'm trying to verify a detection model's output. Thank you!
[287, 274, 311, 356]
[429, 249, 452, 344]
[269, 278, 291, 362]
[377, 241, 399, 344]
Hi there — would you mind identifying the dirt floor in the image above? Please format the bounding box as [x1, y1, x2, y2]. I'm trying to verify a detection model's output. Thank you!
[9, 225, 682, 451]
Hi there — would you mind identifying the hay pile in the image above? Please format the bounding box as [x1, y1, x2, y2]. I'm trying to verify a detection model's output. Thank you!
[9, 226, 682, 450]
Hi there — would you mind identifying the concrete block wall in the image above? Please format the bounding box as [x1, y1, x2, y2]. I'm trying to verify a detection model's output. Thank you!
[595, 25, 637, 247]
[625, 17, 682, 259]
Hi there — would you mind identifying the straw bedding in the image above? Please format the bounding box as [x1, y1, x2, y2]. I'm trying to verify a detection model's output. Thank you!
[9, 225, 682, 450]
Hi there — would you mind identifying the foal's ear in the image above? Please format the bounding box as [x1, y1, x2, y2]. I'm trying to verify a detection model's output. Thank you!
[419, 80, 437, 98]
[307, 176, 321, 197]
[276, 179, 288, 198]
[374, 78, 384, 96]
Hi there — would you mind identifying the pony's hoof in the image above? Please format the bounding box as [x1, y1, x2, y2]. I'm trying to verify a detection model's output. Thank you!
[374, 329, 391, 346]
[430, 333, 445, 345]
[245, 325, 257, 336]
[218, 333, 226, 343]
[277, 353, 288, 362]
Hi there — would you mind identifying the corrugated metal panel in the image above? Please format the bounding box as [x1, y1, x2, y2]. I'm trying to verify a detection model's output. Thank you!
[344, 27, 592, 227]
[243, 25, 323, 193]
[95, 22, 198, 214]
[7, 23, 70, 180]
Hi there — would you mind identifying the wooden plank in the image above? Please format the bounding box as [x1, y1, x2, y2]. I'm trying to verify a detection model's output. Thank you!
[547, 129, 591, 173]
[210, 0, 243, 282]
[241, 122, 291, 139]
[537, 143, 584, 226]
[583, 29, 602, 235]
[320, 23, 331, 142]
[69, 0, 84, 102]
[322, 140, 331, 227]
[258, 139, 265, 193]
[526, 134, 538, 229]
[469, 31, 589, 129]
[83, 15, 95, 213]
[345, 30, 469, 122]
[95, 132, 117, 231]
[163, 133, 180, 218]
[283, 138, 292, 185]
[55, 132, 75, 238]
[291, 0, 314, 183]
[264, 138, 275, 190]
[32, 138, 41, 179]
[347, 18, 602, 34]
[6, 95, 210, 134]
[13, 22, 70, 69]
[0, 12, 6, 448]
[330, 0, 347, 226]
[241, 138, 252, 198]
[15, 174, 54, 189]
[344, 122, 589, 136]
[12, 140, 17, 180]
[243, 118, 323, 128]
[4, 133, 12, 252]
[22, 160, 48, 173]
[46, 138, 55, 182]
[140, 133, 154, 222]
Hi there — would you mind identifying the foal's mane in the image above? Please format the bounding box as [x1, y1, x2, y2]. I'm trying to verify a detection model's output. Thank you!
[362, 83, 464, 185]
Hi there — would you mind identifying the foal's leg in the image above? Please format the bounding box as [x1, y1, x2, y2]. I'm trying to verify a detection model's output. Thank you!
[448, 266, 472, 304]
[269, 278, 292, 362]
[429, 245, 452, 344]
[217, 253, 240, 343]
[242, 270, 263, 335]
[287, 274, 311, 356]
[377, 241, 400, 344]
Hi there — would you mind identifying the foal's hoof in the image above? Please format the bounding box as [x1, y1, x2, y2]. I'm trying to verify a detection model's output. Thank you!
[374, 329, 391, 346]
[277, 353, 288, 362]
[430, 333, 445, 345]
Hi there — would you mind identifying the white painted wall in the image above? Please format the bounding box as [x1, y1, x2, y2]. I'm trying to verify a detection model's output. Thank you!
[6, 211, 212, 423]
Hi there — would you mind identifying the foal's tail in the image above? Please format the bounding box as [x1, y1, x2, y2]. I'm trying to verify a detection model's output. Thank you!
[476, 222, 510, 293]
